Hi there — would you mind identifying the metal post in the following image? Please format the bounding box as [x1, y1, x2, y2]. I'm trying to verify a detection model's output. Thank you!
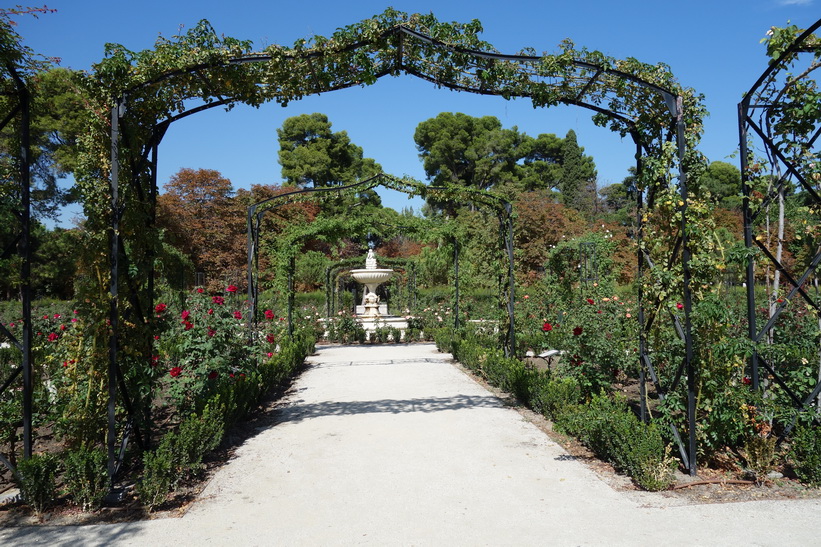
[325, 267, 332, 319]
[677, 97, 697, 477]
[287, 255, 295, 337]
[453, 236, 460, 329]
[108, 98, 123, 481]
[739, 100, 760, 390]
[18, 77, 32, 461]
[635, 139, 648, 424]
[505, 203, 515, 357]
[246, 205, 256, 343]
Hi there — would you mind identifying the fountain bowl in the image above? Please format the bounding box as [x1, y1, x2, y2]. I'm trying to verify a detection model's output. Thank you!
[349, 268, 394, 285]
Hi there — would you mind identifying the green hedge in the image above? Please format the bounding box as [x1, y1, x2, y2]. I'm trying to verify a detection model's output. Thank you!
[556, 395, 674, 491]
[789, 424, 821, 486]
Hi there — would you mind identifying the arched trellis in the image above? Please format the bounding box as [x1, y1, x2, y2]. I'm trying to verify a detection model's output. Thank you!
[739, 19, 821, 435]
[247, 173, 514, 349]
[77, 10, 703, 479]
[0, 60, 33, 476]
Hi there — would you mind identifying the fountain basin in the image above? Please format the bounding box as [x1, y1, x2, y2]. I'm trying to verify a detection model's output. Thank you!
[349, 268, 394, 286]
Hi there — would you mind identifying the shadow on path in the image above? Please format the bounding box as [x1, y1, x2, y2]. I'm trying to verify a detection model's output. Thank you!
[276, 394, 504, 424]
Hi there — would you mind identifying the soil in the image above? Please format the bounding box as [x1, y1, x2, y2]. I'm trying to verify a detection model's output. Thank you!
[2, 352, 819, 528]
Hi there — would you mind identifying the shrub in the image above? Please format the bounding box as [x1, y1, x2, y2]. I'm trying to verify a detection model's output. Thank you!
[789, 424, 821, 486]
[171, 405, 225, 479]
[743, 435, 778, 484]
[15, 453, 58, 514]
[531, 375, 582, 420]
[137, 445, 174, 511]
[556, 394, 674, 491]
[137, 331, 314, 510]
[64, 447, 108, 511]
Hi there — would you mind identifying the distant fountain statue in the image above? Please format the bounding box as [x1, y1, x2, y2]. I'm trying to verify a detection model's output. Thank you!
[350, 248, 394, 317]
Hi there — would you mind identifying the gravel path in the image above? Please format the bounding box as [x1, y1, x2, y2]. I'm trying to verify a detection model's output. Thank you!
[2, 343, 818, 546]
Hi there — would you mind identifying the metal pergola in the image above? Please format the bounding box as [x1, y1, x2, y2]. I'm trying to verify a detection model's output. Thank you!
[2, 17, 698, 482]
[739, 18, 821, 436]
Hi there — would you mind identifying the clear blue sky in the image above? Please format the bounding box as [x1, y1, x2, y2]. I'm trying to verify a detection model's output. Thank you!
[12, 0, 819, 225]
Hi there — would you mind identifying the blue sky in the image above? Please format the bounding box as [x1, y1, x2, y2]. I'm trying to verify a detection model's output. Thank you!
[12, 0, 819, 224]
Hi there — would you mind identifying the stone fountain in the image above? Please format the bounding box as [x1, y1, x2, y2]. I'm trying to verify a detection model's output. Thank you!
[350, 248, 394, 317]
[345, 247, 409, 340]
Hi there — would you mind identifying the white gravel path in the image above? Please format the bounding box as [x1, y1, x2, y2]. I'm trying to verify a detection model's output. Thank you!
[1, 343, 818, 546]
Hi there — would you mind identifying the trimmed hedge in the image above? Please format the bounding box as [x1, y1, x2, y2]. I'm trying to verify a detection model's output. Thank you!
[789, 423, 821, 486]
[556, 395, 674, 491]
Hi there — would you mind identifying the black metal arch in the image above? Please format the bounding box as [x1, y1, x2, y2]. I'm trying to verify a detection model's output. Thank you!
[739, 19, 821, 434]
[244, 173, 515, 353]
[103, 18, 697, 480]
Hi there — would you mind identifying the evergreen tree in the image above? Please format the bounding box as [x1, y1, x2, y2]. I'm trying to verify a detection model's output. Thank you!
[558, 129, 597, 214]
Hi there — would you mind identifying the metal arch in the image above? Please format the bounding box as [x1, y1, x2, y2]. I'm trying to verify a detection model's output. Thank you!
[122, 23, 680, 124]
[102, 19, 696, 478]
[0, 62, 32, 476]
[244, 173, 516, 354]
[738, 18, 821, 435]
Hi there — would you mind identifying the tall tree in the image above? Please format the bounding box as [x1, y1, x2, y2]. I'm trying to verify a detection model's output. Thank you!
[414, 112, 523, 192]
[277, 113, 382, 211]
[696, 161, 742, 209]
[558, 129, 597, 213]
[157, 168, 244, 290]
[518, 132, 565, 193]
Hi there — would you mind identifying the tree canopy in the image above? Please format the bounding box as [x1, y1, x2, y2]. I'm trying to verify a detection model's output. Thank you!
[413, 113, 597, 213]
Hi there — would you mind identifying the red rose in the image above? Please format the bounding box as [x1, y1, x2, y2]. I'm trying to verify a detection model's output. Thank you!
[53, 313, 61, 319]
[47, 332, 59, 342]
[169, 367, 182, 378]
[266, 333, 276, 344]
[573, 326, 583, 336]
[542, 322, 553, 332]
[586, 298, 594, 305]
[154, 303, 167, 313]
[676, 302, 684, 310]
[742, 376, 752, 385]
[212, 296, 224, 305]
[264, 309, 275, 320]
[181, 310, 191, 320]
[183, 321, 193, 331]
[233, 311, 243, 320]
[196, 287, 204, 294]
[226, 285, 238, 293]
[207, 328, 216, 337]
